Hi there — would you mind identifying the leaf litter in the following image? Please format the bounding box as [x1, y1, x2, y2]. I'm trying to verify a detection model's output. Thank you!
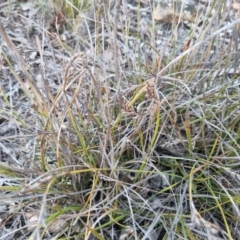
[1, 0, 240, 239]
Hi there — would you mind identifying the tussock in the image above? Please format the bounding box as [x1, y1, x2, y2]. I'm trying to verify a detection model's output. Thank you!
[0, 0, 240, 239]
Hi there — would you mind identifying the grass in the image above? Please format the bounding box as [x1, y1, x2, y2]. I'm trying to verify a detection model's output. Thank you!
[0, 0, 240, 239]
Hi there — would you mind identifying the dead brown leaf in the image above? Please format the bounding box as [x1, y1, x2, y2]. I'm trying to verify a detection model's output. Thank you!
[153, 5, 175, 22]
[153, 4, 195, 23]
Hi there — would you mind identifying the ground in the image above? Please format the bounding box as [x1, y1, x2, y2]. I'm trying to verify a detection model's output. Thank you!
[1, 0, 240, 239]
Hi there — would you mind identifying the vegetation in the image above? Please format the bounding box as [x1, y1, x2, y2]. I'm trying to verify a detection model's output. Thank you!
[0, 0, 240, 239]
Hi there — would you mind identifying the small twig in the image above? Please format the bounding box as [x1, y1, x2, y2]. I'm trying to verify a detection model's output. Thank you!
[113, 0, 122, 107]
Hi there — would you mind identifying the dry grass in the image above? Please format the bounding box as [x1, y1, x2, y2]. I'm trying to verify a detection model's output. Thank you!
[1, 0, 240, 239]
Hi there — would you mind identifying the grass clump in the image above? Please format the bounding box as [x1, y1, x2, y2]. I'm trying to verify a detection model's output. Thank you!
[0, 0, 240, 239]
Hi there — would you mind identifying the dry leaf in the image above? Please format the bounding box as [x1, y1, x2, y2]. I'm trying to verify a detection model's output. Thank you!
[153, 2, 201, 23]
[48, 218, 67, 232]
[25, 212, 67, 232]
[153, 5, 175, 22]
[139, 0, 149, 5]
[103, 46, 114, 64]
[233, 2, 240, 10]
[25, 212, 38, 231]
